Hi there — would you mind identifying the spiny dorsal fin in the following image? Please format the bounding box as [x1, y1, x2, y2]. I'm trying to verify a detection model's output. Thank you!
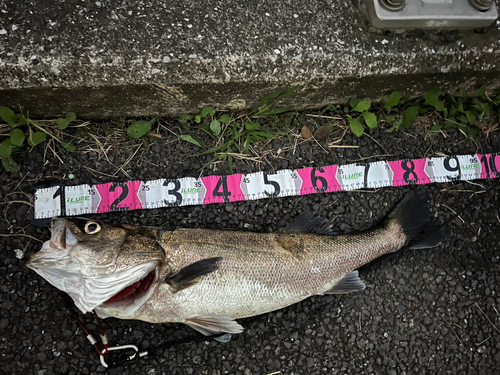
[283, 212, 336, 235]
[166, 257, 222, 292]
[323, 271, 366, 294]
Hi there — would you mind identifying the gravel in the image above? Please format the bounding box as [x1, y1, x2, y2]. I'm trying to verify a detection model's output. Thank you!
[0, 118, 499, 375]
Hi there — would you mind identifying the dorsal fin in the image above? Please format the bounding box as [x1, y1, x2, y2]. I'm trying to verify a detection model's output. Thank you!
[283, 212, 336, 235]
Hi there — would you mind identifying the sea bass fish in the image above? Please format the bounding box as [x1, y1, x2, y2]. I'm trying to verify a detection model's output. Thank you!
[26, 189, 444, 337]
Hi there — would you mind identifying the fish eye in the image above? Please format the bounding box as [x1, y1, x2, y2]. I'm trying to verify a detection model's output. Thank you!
[84, 222, 101, 234]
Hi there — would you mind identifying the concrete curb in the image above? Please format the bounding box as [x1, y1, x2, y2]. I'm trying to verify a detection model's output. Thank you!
[1, 0, 499, 119]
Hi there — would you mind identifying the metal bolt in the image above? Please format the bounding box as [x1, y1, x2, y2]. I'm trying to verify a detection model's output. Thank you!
[378, 0, 405, 12]
[468, 0, 493, 12]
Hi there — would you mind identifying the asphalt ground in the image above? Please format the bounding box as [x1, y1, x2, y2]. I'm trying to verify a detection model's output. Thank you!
[0, 116, 499, 375]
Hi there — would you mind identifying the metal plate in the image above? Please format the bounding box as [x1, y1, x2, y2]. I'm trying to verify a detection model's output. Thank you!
[367, 0, 498, 29]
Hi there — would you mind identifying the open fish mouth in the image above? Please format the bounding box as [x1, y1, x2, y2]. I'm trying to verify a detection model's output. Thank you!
[100, 268, 157, 308]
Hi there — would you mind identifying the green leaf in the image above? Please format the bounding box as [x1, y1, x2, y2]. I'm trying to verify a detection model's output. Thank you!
[444, 119, 461, 129]
[476, 85, 487, 98]
[56, 118, 70, 130]
[384, 91, 401, 111]
[314, 125, 333, 140]
[218, 114, 231, 124]
[179, 114, 193, 125]
[127, 118, 156, 139]
[385, 119, 402, 133]
[194, 144, 226, 156]
[201, 106, 215, 118]
[56, 111, 77, 129]
[178, 134, 204, 148]
[10, 128, 25, 146]
[352, 100, 371, 113]
[66, 112, 76, 122]
[418, 106, 433, 115]
[258, 108, 293, 117]
[362, 112, 377, 129]
[228, 154, 233, 173]
[17, 113, 26, 123]
[494, 95, 500, 105]
[210, 119, 221, 136]
[349, 98, 361, 109]
[460, 88, 466, 98]
[2, 156, 20, 172]
[194, 115, 202, 123]
[403, 106, 419, 128]
[466, 111, 476, 125]
[0, 138, 12, 158]
[253, 131, 275, 138]
[466, 126, 479, 138]
[245, 121, 260, 131]
[28, 131, 47, 147]
[61, 141, 76, 152]
[348, 118, 364, 137]
[424, 88, 445, 111]
[256, 86, 301, 110]
[430, 124, 441, 132]
[385, 115, 395, 123]
[0, 106, 17, 126]
[322, 104, 338, 114]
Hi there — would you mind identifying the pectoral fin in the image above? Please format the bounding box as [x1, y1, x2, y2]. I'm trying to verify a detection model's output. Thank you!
[166, 257, 222, 292]
[323, 271, 366, 294]
[185, 316, 244, 337]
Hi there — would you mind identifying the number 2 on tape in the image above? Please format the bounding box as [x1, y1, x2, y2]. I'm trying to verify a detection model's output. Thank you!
[96, 181, 142, 212]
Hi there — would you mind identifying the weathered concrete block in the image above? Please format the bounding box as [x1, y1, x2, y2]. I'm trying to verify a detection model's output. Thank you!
[0, 0, 499, 119]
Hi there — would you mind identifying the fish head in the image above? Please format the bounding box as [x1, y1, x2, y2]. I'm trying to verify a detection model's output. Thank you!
[26, 218, 166, 317]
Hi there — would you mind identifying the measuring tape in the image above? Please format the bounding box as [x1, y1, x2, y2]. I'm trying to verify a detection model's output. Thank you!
[33, 153, 500, 219]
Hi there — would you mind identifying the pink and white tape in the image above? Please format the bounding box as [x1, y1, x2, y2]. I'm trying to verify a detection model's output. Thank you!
[34, 153, 500, 219]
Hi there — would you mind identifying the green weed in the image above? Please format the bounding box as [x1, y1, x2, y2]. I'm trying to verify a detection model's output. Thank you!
[177, 87, 301, 172]
[0, 107, 77, 172]
[333, 86, 499, 137]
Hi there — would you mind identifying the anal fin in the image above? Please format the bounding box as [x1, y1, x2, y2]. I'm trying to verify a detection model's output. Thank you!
[185, 315, 244, 338]
[323, 271, 366, 294]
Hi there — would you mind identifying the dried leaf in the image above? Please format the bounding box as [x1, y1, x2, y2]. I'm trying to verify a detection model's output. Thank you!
[301, 126, 312, 139]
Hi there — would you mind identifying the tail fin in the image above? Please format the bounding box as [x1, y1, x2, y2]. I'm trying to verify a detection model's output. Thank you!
[387, 188, 445, 249]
